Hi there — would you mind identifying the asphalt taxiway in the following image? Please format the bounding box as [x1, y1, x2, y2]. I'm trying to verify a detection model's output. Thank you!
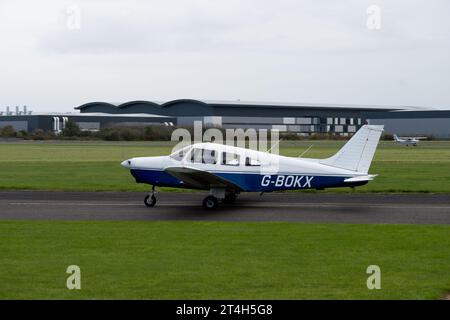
[0, 191, 449, 224]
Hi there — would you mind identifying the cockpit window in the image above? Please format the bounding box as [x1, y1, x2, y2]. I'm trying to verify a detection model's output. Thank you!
[245, 157, 261, 166]
[190, 148, 217, 164]
[203, 149, 217, 164]
[170, 146, 191, 161]
[222, 152, 240, 166]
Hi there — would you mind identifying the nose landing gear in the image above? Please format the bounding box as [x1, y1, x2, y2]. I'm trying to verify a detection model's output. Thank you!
[144, 185, 157, 207]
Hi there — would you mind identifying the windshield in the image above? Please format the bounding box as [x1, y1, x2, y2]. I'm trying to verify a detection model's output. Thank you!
[170, 145, 192, 161]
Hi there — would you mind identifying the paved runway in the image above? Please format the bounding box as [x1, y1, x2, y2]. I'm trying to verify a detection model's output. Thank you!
[1, 191, 449, 224]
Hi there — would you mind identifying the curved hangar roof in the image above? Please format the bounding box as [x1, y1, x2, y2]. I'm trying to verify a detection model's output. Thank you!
[75, 99, 414, 117]
[76, 99, 210, 116]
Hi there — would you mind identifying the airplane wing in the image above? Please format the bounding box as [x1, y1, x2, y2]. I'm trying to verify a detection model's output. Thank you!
[399, 136, 427, 140]
[164, 166, 244, 191]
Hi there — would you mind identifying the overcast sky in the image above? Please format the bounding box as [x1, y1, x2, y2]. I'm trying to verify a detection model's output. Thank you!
[1, 0, 449, 112]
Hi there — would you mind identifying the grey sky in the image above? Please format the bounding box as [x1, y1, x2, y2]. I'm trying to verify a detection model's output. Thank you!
[1, 0, 449, 112]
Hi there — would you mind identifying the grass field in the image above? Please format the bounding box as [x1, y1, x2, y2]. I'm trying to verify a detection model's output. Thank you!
[1, 140, 449, 300]
[1, 220, 449, 299]
[0, 140, 449, 192]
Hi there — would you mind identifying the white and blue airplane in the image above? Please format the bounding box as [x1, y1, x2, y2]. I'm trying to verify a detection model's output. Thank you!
[121, 125, 384, 210]
[393, 134, 424, 146]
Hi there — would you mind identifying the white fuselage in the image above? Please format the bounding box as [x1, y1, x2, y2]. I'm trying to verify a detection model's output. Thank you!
[121, 143, 371, 192]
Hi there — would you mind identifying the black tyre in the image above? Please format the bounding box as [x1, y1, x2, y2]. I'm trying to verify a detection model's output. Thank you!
[223, 193, 237, 204]
[144, 194, 157, 207]
[203, 195, 218, 210]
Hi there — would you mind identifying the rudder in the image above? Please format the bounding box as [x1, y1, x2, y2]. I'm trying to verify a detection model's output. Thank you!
[320, 125, 384, 173]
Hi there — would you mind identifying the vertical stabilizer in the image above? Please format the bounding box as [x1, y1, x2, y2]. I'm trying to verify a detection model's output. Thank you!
[320, 125, 384, 173]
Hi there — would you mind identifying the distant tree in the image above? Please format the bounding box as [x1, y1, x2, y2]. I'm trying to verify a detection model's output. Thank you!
[100, 128, 121, 141]
[144, 125, 172, 141]
[16, 130, 28, 139]
[28, 129, 57, 140]
[62, 120, 81, 137]
[0, 125, 15, 137]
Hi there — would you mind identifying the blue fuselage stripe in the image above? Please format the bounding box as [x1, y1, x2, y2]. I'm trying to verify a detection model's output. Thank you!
[129, 169, 358, 191]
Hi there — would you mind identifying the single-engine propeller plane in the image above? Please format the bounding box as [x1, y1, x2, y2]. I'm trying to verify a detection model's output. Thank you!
[121, 125, 384, 210]
[393, 134, 425, 146]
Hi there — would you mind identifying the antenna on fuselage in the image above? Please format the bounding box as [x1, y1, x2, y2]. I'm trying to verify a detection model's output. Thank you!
[267, 139, 282, 153]
[298, 145, 314, 158]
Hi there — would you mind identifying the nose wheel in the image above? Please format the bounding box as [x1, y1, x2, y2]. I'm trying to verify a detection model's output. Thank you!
[144, 186, 157, 207]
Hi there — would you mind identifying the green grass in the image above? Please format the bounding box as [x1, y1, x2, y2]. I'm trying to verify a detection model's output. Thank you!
[0, 140, 449, 192]
[0, 220, 449, 299]
[1, 141, 449, 299]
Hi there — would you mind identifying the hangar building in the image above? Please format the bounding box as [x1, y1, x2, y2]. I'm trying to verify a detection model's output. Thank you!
[1, 99, 450, 138]
[75, 99, 450, 138]
[0, 106, 175, 133]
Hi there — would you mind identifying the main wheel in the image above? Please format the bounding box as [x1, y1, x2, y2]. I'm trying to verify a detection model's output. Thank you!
[223, 193, 237, 204]
[144, 194, 157, 207]
[203, 195, 218, 210]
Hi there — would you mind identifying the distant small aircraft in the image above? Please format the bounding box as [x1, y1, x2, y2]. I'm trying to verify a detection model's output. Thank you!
[393, 134, 426, 146]
[121, 125, 384, 210]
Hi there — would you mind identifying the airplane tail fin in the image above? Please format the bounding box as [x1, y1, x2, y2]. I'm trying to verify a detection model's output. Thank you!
[393, 134, 399, 141]
[320, 125, 384, 174]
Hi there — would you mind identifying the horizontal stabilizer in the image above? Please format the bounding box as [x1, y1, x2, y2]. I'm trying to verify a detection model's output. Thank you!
[344, 175, 377, 183]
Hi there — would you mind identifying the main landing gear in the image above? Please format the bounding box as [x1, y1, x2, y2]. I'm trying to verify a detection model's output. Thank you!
[143, 186, 238, 210]
[144, 185, 157, 207]
[202, 195, 219, 210]
[202, 189, 238, 210]
[223, 192, 237, 204]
